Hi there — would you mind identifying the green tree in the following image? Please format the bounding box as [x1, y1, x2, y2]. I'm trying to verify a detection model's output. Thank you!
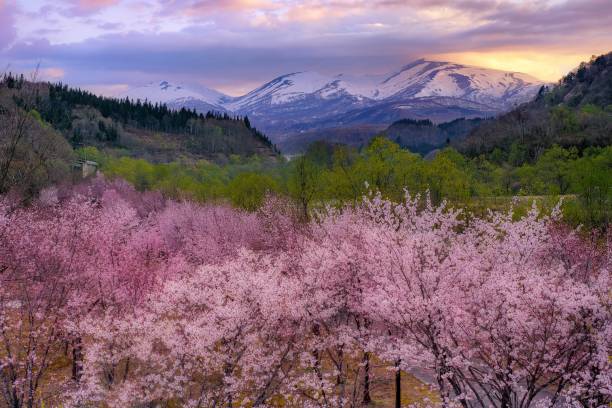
[424, 149, 472, 204]
[288, 157, 321, 220]
[532, 145, 576, 194]
[227, 172, 279, 211]
[567, 147, 611, 225]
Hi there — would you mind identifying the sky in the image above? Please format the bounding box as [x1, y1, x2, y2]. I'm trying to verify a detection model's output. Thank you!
[0, 0, 610, 96]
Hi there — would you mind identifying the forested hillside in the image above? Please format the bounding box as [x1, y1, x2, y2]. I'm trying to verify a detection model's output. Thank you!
[382, 117, 484, 155]
[276, 118, 484, 155]
[2, 75, 278, 161]
[459, 52, 612, 161]
[0, 75, 279, 198]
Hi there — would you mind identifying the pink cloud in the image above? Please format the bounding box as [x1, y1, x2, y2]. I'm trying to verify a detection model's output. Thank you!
[2, 0, 611, 91]
[40, 67, 65, 80]
[66, 0, 120, 15]
[172, 0, 278, 17]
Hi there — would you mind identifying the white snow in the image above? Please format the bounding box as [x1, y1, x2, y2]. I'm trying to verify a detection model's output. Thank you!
[227, 60, 543, 111]
[121, 81, 227, 108]
[120, 60, 544, 115]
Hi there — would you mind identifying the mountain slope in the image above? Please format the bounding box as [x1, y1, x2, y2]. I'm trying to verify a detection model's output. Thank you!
[225, 59, 544, 137]
[119, 60, 544, 151]
[458, 52, 612, 161]
[541, 53, 612, 108]
[374, 60, 540, 107]
[122, 80, 229, 113]
[122, 60, 544, 143]
[0, 78, 278, 163]
[383, 117, 485, 155]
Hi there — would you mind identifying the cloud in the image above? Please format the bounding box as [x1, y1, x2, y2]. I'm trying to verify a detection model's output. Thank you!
[2, 27, 442, 92]
[64, 0, 121, 16]
[39, 66, 65, 80]
[2, 0, 611, 91]
[180, 0, 277, 15]
[83, 82, 129, 96]
[0, 0, 17, 50]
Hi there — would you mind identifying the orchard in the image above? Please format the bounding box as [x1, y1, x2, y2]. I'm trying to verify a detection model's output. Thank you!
[0, 178, 609, 408]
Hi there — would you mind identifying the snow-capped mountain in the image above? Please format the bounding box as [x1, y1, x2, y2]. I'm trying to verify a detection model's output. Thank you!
[121, 60, 545, 139]
[228, 60, 542, 111]
[121, 80, 228, 113]
[372, 60, 542, 106]
[225, 60, 543, 134]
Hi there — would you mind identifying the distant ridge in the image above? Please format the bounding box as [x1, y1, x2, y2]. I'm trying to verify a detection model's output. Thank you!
[121, 59, 545, 142]
[121, 80, 229, 114]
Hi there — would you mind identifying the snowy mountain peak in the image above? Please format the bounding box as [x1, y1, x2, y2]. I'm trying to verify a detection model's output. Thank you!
[225, 59, 544, 113]
[122, 80, 228, 109]
[224, 71, 348, 110]
[373, 59, 543, 102]
[119, 59, 545, 138]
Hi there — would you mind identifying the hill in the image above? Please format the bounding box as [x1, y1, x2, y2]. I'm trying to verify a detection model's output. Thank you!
[543, 53, 612, 107]
[276, 125, 387, 154]
[382, 117, 485, 155]
[36, 82, 278, 162]
[0, 79, 73, 198]
[458, 52, 612, 162]
[1, 77, 278, 163]
[0, 75, 279, 198]
[277, 118, 484, 155]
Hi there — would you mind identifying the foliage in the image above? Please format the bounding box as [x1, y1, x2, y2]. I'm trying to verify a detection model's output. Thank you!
[1, 182, 609, 407]
[460, 52, 612, 161]
[0, 79, 73, 200]
[91, 136, 611, 228]
[100, 152, 283, 204]
[227, 172, 280, 211]
[0, 74, 279, 162]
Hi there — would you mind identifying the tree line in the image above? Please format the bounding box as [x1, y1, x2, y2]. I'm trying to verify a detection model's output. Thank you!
[88, 135, 610, 227]
[1, 73, 276, 150]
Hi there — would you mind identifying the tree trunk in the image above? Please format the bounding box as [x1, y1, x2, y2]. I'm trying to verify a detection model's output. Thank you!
[395, 359, 401, 408]
[362, 351, 371, 405]
[72, 336, 83, 382]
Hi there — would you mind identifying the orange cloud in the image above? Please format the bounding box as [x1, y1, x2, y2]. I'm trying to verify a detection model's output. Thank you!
[40, 67, 65, 80]
[429, 50, 600, 82]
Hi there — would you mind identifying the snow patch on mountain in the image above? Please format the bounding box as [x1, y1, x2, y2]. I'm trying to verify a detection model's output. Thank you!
[122, 81, 227, 110]
[119, 60, 545, 139]
[225, 59, 543, 114]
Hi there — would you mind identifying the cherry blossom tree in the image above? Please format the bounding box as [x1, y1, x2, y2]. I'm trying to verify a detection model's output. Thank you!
[360, 194, 611, 408]
[0, 194, 104, 407]
[1, 181, 609, 408]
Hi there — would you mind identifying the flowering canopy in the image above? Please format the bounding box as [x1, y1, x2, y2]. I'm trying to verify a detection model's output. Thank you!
[0, 180, 609, 407]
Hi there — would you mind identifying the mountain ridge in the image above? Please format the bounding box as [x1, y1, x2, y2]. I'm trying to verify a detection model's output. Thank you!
[457, 52, 612, 160]
[121, 59, 546, 141]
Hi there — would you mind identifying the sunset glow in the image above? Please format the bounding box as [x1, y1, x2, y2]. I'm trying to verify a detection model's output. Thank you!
[430, 51, 602, 82]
